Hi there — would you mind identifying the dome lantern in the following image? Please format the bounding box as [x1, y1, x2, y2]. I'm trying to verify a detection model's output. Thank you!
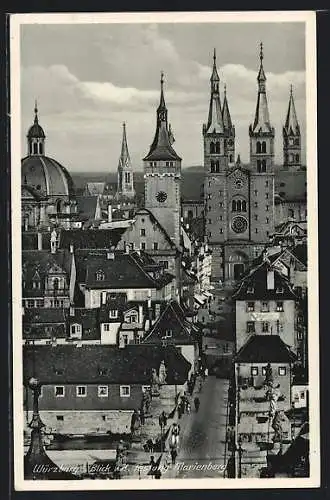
[27, 100, 46, 156]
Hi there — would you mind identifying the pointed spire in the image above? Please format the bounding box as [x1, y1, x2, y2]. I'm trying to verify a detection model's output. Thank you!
[284, 85, 300, 135]
[34, 100, 39, 124]
[205, 50, 224, 134]
[251, 43, 272, 133]
[236, 154, 241, 167]
[118, 122, 131, 169]
[222, 83, 232, 129]
[143, 73, 181, 162]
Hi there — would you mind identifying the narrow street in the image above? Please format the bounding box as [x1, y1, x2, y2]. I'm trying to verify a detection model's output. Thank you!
[165, 376, 229, 478]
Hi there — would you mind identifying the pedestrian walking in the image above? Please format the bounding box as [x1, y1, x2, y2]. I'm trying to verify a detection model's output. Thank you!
[194, 396, 200, 412]
[170, 447, 178, 465]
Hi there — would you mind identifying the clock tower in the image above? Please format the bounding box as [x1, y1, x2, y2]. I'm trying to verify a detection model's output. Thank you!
[143, 72, 182, 247]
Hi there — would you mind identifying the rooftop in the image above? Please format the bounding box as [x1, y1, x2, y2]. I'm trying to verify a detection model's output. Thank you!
[235, 335, 296, 364]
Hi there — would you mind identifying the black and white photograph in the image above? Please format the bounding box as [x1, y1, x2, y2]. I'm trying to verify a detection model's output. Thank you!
[10, 11, 319, 489]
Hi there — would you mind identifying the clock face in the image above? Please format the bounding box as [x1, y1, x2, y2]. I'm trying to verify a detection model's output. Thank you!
[234, 179, 243, 189]
[232, 216, 248, 234]
[156, 191, 167, 203]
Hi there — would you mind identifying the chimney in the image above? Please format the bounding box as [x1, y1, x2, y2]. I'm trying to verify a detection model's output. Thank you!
[267, 270, 275, 290]
[108, 205, 112, 223]
[37, 232, 43, 250]
[107, 251, 115, 260]
[69, 243, 74, 254]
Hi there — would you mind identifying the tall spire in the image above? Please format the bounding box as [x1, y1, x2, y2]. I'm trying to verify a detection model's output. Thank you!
[34, 99, 39, 124]
[251, 42, 272, 133]
[222, 83, 232, 129]
[119, 121, 130, 167]
[143, 73, 181, 162]
[205, 49, 224, 134]
[284, 85, 300, 135]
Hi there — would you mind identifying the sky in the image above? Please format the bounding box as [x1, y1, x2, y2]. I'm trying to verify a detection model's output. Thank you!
[20, 21, 306, 172]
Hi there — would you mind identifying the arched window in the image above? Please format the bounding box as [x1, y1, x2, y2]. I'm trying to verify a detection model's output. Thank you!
[39, 143, 43, 155]
[210, 160, 215, 173]
[295, 154, 300, 162]
[215, 160, 220, 173]
[241, 200, 247, 212]
[229, 154, 233, 163]
[56, 200, 61, 213]
[236, 200, 242, 212]
[53, 278, 59, 291]
[29, 143, 33, 155]
[210, 142, 215, 154]
[232, 200, 237, 211]
[258, 160, 266, 173]
[257, 160, 261, 173]
[96, 270, 105, 281]
[256, 142, 261, 154]
[290, 154, 294, 163]
[215, 142, 220, 154]
[33, 143, 38, 154]
[262, 141, 266, 153]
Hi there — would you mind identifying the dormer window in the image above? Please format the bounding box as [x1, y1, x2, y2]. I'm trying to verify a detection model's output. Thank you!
[109, 309, 118, 319]
[163, 330, 172, 338]
[276, 287, 284, 294]
[96, 270, 105, 281]
[247, 286, 254, 294]
[32, 281, 41, 289]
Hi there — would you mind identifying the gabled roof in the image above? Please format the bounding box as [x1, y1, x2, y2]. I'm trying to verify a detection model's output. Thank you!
[143, 300, 199, 345]
[133, 208, 178, 250]
[23, 344, 191, 385]
[22, 250, 72, 288]
[235, 335, 296, 363]
[232, 260, 297, 300]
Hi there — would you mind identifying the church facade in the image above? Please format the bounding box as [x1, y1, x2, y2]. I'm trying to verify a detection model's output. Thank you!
[203, 46, 304, 283]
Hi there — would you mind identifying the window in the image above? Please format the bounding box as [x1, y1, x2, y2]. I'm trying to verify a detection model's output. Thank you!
[254, 190, 258, 196]
[276, 301, 284, 312]
[276, 287, 284, 294]
[26, 299, 34, 308]
[109, 309, 118, 319]
[297, 331, 303, 341]
[159, 260, 169, 269]
[219, 215, 223, 221]
[120, 385, 130, 397]
[215, 142, 220, 154]
[219, 202, 223, 208]
[208, 194, 211, 199]
[56, 415, 64, 421]
[122, 334, 129, 346]
[266, 205, 269, 211]
[76, 386, 87, 397]
[220, 228, 223, 234]
[262, 366, 268, 376]
[141, 242, 146, 250]
[35, 299, 44, 308]
[70, 323, 82, 336]
[262, 322, 269, 333]
[208, 219, 211, 224]
[96, 270, 105, 281]
[265, 193, 269, 199]
[266, 217, 269, 224]
[164, 330, 172, 338]
[288, 209, 294, 218]
[98, 386, 108, 397]
[55, 386, 65, 397]
[254, 202, 258, 208]
[256, 142, 261, 154]
[103, 323, 110, 331]
[247, 302, 255, 312]
[265, 181, 269, 187]
[140, 229, 146, 237]
[262, 141, 266, 153]
[300, 391, 305, 399]
[254, 214, 258, 221]
[255, 228, 258, 233]
[125, 172, 131, 184]
[247, 321, 255, 333]
[276, 320, 283, 334]
[278, 367, 286, 376]
[210, 142, 215, 154]
[33, 143, 38, 154]
[142, 385, 151, 393]
[251, 367, 258, 376]
[153, 242, 159, 251]
[261, 301, 269, 312]
[247, 286, 254, 294]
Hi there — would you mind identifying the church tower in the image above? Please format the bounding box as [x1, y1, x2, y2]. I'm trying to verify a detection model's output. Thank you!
[249, 43, 275, 173]
[283, 86, 301, 170]
[143, 72, 182, 247]
[249, 43, 275, 244]
[222, 84, 235, 165]
[27, 101, 46, 156]
[117, 122, 135, 199]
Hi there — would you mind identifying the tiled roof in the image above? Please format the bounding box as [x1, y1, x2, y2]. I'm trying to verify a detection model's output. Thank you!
[24, 308, 67, 324]
[290, 244, 307, 268]
[59, 228, 125, 250]
[143, 300, 199, 345]
[68, 308, 99, 340]
[76, 250, 173, 290]
[232, 260, 297, 300]
[235, 335, 296, 363]
[75, 195, 99, 220]
[84, 182, 106, 196]
[23, 344, 191, 385]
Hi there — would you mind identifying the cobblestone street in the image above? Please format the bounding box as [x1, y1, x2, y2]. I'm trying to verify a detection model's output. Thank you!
[164, 376, 229, 478]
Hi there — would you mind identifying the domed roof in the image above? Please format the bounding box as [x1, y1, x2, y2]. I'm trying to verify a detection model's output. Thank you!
[21, 155, 75, 197]
[27, 122, 45, 139]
